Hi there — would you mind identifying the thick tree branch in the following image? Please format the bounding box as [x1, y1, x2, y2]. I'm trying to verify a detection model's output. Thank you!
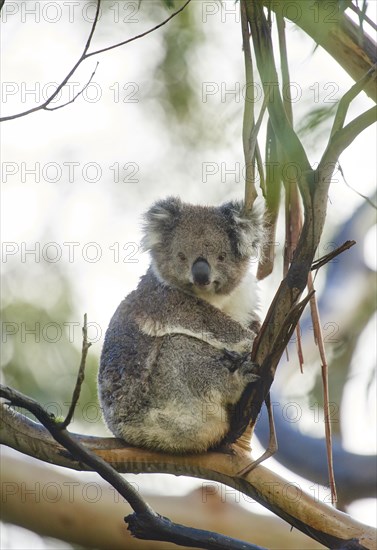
[0, 386, 263, 550]
[0, 385, 152, 516]
[1, 404, 376, 549]
[275, 10, 337, 498]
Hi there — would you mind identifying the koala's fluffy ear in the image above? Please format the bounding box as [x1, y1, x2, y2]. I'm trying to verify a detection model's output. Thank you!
[220, 200, 265, 258]
[141, 196, 182, 251]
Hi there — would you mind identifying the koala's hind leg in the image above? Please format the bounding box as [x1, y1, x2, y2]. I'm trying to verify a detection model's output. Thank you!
[138, 335, 259, 453]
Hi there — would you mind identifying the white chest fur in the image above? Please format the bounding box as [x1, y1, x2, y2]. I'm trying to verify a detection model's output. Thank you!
[201, 271, 259, 327]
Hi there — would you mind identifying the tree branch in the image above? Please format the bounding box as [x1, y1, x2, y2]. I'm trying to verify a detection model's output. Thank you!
[45, 63, 99, 112]
[85, 0, 192, 59]
[307, 272, 337, 504]
[61, 313, 91, 429]
[321, 105, 377, 171]
[229, 2, 376, 455]
[311, 240, 356, 271]
[1, 404, 375, 549]
[0, 385, 151, 516]
[0, 386, 265, 550]
[318, 64, 377, 171]
[0, 0, 192, 122]
[262, 0, 377, 103]
[330, 64, 377, 138]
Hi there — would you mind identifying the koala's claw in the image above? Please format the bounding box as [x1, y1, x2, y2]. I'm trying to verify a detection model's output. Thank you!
[222, 349, 246, 372]
[239, 360, 260, 383]
[244, 372, 260, 383]
[222, 349, 260, 381]
[222, 349, 246, 362]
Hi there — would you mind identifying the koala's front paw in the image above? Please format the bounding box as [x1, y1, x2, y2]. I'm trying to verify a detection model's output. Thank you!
[238, 357, 260, 384]
[221, 349, 242, 365]
[222, 349, 260, 382]
[221, 349, 245, 372]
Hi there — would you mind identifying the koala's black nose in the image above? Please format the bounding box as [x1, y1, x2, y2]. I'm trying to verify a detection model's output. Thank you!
[192, 258, 211, 285]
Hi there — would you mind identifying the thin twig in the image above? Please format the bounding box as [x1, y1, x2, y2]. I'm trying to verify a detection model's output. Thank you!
[237, 392, 278, 476]
[45, 63, 99, 112]
[0, 0, 192, 122]
[321, 105, 377, 177]
[338, 164, 377, 209]
[85, 0, 192, 59]
[307, 274, 337, 505]
[330, 63, 377, 139]
[83, 0, 102, 53]
[250, 89, 271, 158]
[0, 0, 103, 122]
[311, 240, 356, 271]
[61, 314, 92, 429]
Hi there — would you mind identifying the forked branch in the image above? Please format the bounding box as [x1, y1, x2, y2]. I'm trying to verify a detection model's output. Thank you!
[228, 1, 375, 460]
[0, 0, 192, 122]
[1, 403, 375, 549]
[0, 389, 262, 550]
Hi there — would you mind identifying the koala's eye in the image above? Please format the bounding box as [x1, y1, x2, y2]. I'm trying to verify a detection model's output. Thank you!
[177, 252, 186, 261]
[217, 253, 226, 262]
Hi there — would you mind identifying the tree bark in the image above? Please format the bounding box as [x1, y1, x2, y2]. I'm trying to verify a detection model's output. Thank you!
[1, 405, 376, 550]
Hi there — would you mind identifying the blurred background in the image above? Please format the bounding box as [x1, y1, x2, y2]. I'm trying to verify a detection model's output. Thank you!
[1, 0, 376, 548]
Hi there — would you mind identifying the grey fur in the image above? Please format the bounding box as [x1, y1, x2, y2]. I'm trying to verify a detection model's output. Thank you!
[98, 197, 263, 453]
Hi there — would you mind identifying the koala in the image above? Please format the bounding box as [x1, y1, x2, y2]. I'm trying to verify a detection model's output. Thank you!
[98, 196, 264, 453]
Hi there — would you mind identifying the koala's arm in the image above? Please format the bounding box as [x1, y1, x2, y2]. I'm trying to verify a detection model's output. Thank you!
[131, 269, 255, 353]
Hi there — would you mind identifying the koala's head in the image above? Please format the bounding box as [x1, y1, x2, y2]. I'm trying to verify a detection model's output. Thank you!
[142, 196, 264, 297]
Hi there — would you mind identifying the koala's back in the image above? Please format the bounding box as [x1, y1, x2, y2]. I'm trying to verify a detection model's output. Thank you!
[98, 270, 258, 453]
